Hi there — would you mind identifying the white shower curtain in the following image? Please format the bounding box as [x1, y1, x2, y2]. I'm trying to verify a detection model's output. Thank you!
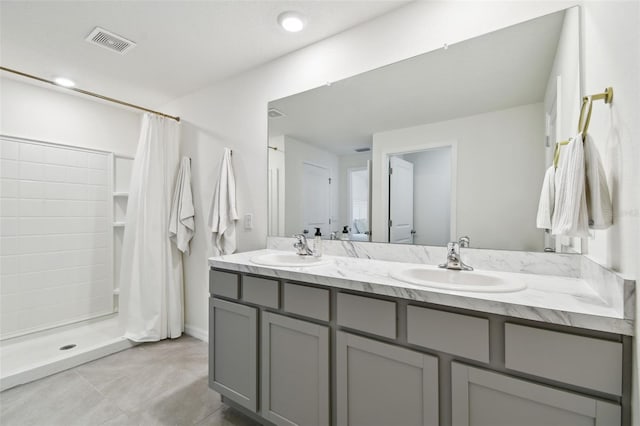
[119, 114, 184, 342]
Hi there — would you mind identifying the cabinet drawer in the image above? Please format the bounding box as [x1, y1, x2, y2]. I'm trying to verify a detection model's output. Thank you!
[284, 283, 330, 321]
[505, 323, 623, 395]
[242, 276, 279, 308]
[209, 270, 239, 299]
[407, 306, 489, 362]
[337, 293, 396, 339]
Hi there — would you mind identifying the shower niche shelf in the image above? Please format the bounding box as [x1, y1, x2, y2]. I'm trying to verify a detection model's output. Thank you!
[113, 154, 134, 311]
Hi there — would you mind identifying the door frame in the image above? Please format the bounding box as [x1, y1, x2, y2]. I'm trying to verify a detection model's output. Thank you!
[378, 140, 457, 244]
[302, 161, 332, 235]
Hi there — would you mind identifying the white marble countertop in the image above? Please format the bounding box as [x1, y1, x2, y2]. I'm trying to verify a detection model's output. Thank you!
[209, 249, 633, 336]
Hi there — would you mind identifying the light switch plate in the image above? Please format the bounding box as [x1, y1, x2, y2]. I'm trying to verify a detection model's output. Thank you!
[244, 213, 253, 230]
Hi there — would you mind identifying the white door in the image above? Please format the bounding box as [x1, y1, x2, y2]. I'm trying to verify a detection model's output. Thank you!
[303, 162, 331, 235]
[268, 150, 285, 236]
[389, 156, 414, 244]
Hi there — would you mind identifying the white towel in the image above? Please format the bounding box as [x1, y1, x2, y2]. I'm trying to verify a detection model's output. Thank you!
[169, 157, 195, 254]
[208, 148, 239, 255]
[552, 133, 589, 237]
[536, 166, 555, 229]
[583, 134, 613, 229]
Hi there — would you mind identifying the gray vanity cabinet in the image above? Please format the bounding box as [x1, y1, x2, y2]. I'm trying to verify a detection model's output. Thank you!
[261, 312, 330, 426]
[451, 363, 621, 426]
[209, 298, 258, 412]
[209, 268, 629, 426]
[336, 331, 439, 426]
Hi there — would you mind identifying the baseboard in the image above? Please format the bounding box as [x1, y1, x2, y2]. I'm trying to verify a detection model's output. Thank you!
[184, 324, 208, 342]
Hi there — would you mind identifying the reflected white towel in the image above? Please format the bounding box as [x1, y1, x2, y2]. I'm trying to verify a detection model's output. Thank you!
[169, 157, 195, 254]
[583, 134, 612, 229]
[536, 166, 555, 229]
[208, 148, 239, 255]
[552, 133, 589, 237]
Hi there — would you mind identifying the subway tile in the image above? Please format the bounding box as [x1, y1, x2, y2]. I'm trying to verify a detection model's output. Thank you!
[44, 164, 69, 183]
[66, 149, 89, 168]
[1, 218, 18, 236]
[66, 167, 89, 184]
[88, 169, 107, 185]
[87, 186, 107, 201]
[1, 255, 20, 275]
[88, 201, 108, 216]
[19, 143, 46, 163]
[0, 140, 19, 160]
[18, 180, 44, 199]
[1, 273, 20, 293]
[18, 199, 45, 217]
[87, 152, 108, 170]
[1, 198, 19, 216]
[1, 160, 19, 179]
[19, 162, 45, 181]
[45, 182, 88, 201]
[45, 164, 88, 184]
[45, 147, 88, 168]
[0, 237, 19, 255]
[0, 311, 19, 336]
[1, 178, 19, 198]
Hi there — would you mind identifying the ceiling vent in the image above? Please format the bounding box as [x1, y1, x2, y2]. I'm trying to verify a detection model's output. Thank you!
[85, 27, 136, 54]
[268, 108, 286, 118]
[354, 147, 371, 153]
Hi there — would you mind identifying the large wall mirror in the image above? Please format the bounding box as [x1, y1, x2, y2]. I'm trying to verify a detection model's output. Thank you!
[268, 7, 581, 253]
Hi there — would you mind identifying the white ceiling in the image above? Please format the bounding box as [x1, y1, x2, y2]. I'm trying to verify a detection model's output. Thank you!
[268, 9, 566, 155]
[0, 0, 410, 107]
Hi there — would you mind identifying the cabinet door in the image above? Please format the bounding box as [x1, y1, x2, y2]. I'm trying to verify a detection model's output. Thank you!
[262, 312, 329, 426]
[209, 298, 257, 412]
[451, 363, 621, 426]
[336, 331, 438, 426]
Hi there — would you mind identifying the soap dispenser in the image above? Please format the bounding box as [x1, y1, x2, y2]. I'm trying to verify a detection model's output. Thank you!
[313, 227, 323, 257]
[340, 225, 350, 241]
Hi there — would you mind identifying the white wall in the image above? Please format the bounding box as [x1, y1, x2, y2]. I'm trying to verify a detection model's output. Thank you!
[283, 136, 339, 237]
[577, 2, 640, 421]
[0, 77, 140, 157]
[404, 148, 452, 246]
[372, 103, 545, 251]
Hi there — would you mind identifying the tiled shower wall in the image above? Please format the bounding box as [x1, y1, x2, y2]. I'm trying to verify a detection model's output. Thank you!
[0, 137, 113, 339]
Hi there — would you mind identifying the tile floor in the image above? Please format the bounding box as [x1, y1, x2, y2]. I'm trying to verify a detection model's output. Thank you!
[0, 336, 260, 426]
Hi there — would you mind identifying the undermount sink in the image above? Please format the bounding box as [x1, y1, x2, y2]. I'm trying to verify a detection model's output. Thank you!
[250, 253, 330, 268]
[391, 266, 526, 293]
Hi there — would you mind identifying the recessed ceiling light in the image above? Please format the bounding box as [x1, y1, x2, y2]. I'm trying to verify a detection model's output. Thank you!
[278, 11, 305, 32]
[53, 77, 75, 88]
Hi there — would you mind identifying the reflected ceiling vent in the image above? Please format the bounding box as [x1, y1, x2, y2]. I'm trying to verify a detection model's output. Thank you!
[268, 108, 286, 118]
[85, 27, 136, 54]
[354, 147, 371, 152]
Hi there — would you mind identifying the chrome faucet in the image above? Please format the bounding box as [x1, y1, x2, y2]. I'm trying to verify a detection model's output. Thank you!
[293, 234, 314, 256]
[439, 236, 473, 271]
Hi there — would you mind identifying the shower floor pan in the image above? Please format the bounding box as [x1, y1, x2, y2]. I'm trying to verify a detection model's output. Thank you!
[0, 316, 135, 391]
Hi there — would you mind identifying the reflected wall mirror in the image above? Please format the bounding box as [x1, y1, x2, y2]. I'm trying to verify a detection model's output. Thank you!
[267, 7, 581, 253]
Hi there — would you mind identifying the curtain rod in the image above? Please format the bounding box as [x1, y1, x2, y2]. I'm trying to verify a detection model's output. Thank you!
[0, 66, 180, 122]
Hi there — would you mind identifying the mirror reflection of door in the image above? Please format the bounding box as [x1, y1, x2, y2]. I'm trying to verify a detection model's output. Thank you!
[303, 162, 331, 236]
[388, 146, 452, 245]
[348, 166, 370, 241]
[389, 156, 414, 244]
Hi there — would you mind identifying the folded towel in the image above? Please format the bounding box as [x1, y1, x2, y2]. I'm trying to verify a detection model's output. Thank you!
[552, 133, 589, 237]
[583, 134, 613, 229]
[536, 166, 555, 229]
[169, 157, 195, 254]
[208, 148, 239, 255]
